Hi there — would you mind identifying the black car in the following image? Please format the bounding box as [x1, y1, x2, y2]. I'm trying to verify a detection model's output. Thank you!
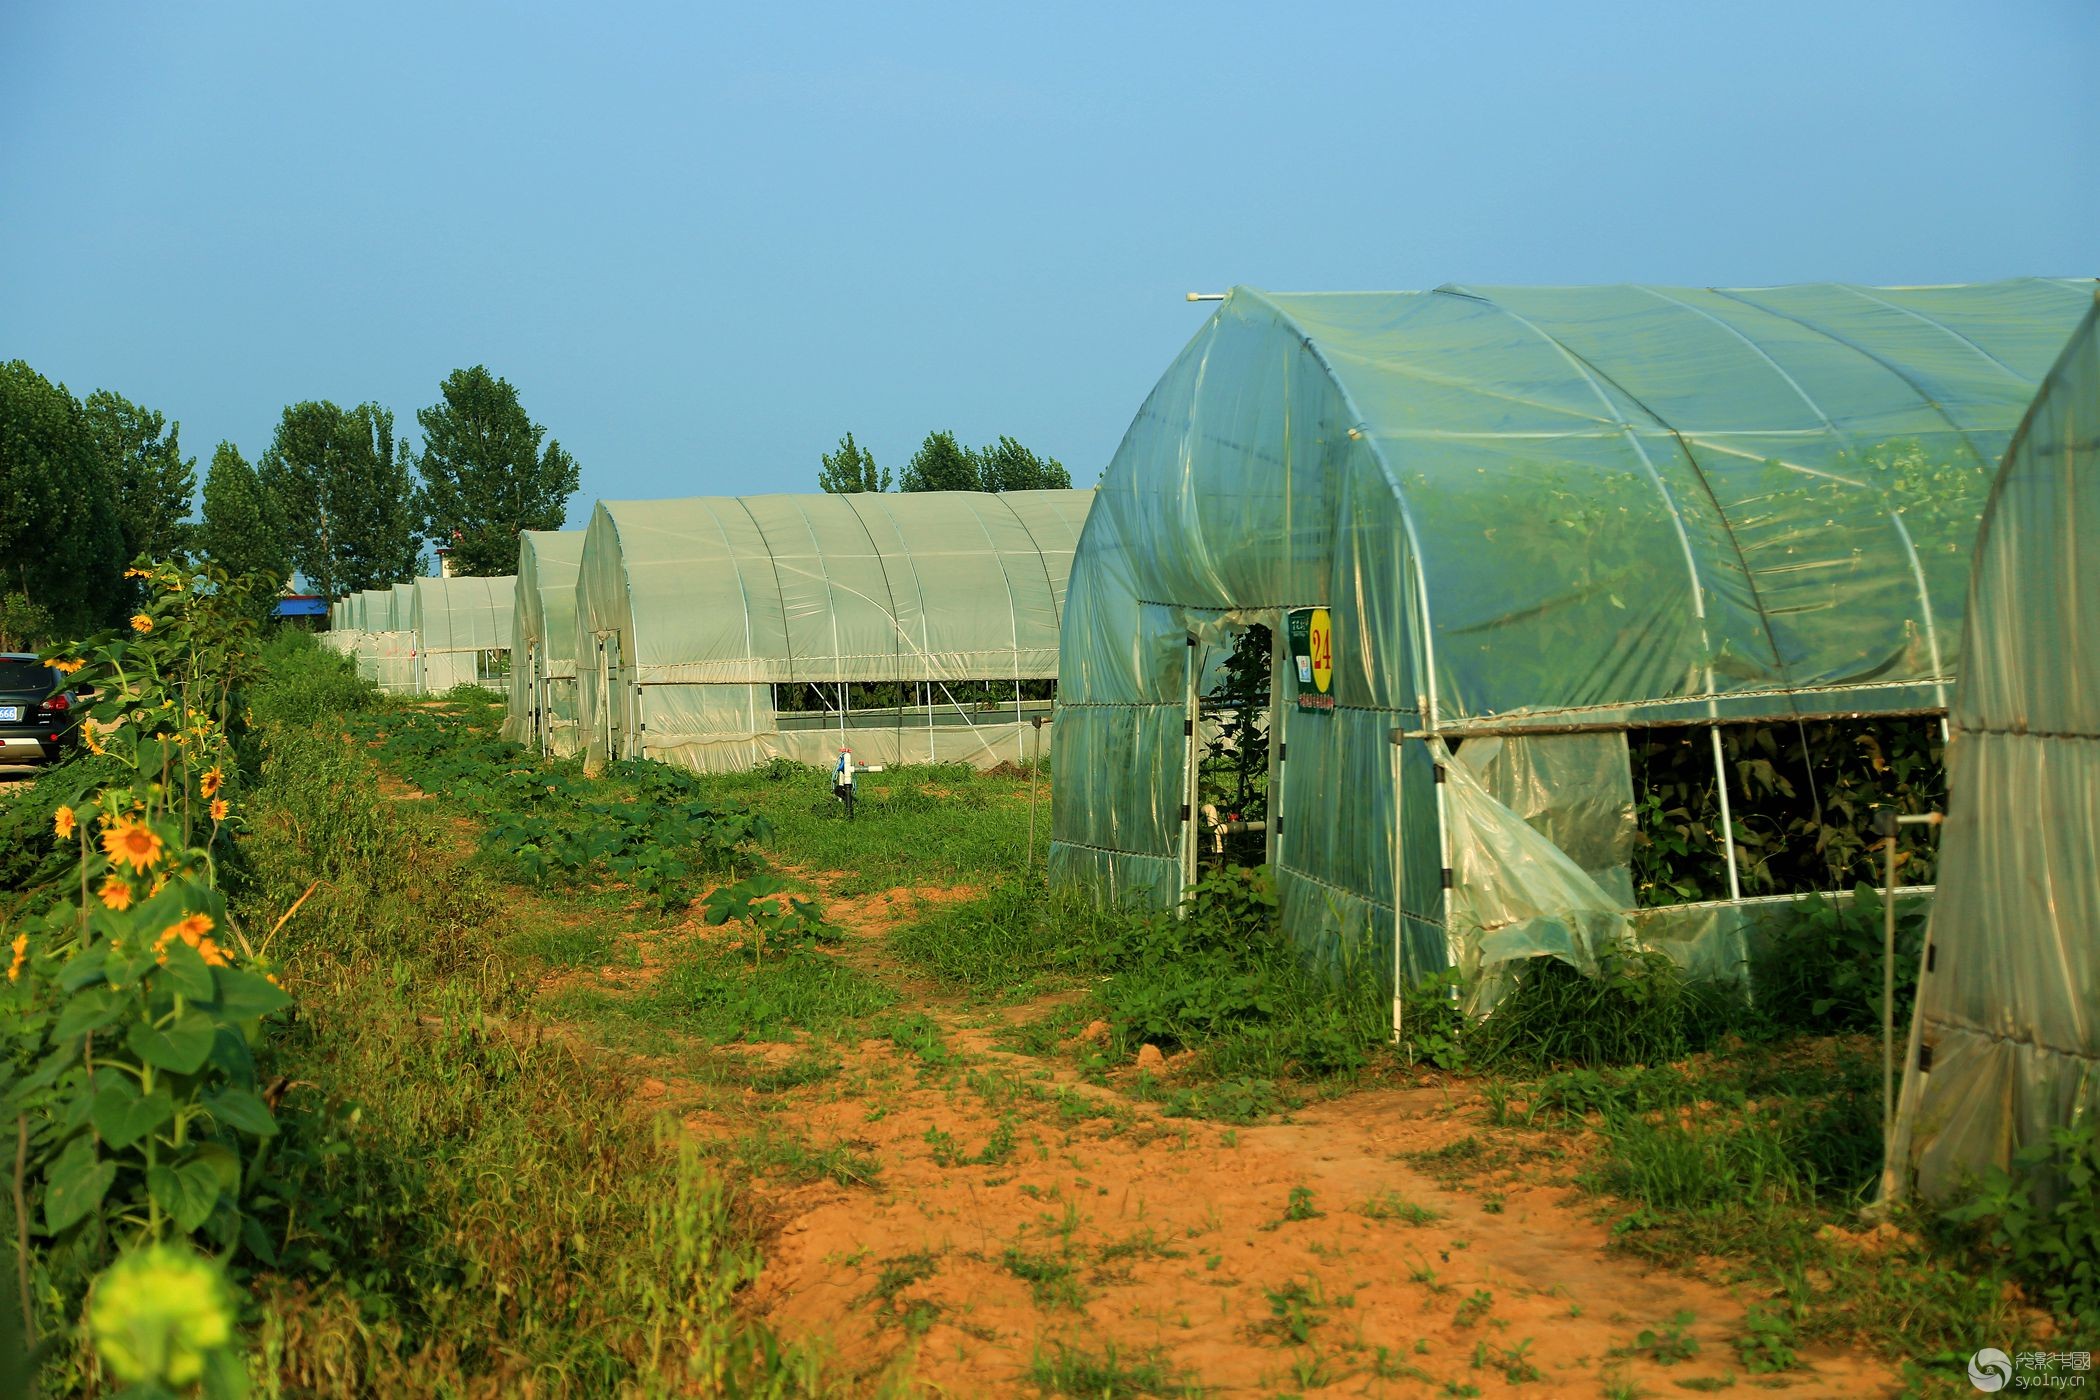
[0, 654, 78, 767]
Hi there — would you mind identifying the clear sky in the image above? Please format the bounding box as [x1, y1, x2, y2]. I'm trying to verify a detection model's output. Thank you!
[4, 1, 2095, 520]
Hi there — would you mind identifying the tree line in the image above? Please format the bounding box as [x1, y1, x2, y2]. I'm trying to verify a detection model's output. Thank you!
[817, 430, 1071, 494]
[0, 362, 577, 646]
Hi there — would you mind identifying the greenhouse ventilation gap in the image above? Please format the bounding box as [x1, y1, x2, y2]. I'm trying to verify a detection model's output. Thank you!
[1049, 278, 2096, 1026]
[1884, 294, 2100, 1206]
[573, 489, 1094, 773]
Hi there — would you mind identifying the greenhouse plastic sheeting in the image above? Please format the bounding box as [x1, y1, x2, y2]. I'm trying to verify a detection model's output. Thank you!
[574, 490, 1093, 773]
[1887, 297, 2100, 1206]
[504, 531, 586, 754]
[1454, 733, 1635, 906]
[409, 575, 513, 694]
[346, 589, 388, 632]
[359, 629, 416, 694]
[1052, 280, 2093, 993]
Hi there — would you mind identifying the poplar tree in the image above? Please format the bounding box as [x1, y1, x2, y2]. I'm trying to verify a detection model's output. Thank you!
[412, 366, 579, 576]
[0, 360, 126, 635]
[198, 442, 288, 584]
[258, 401, 421, 597]
[898, 430, 979, 492]
[82, 389, 197, 565]
[817, 432, 890, 492]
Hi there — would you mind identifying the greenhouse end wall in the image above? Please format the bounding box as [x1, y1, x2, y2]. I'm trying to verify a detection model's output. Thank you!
[1052, 279, 2095, 1008]
[1886, 299, 2100, 1206]
[505, 530, 586, 756]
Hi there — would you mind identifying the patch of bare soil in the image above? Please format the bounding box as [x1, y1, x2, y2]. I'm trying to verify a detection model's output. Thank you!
[541, 869, 1898, 1397]
[745, 1068, 1893, 1396]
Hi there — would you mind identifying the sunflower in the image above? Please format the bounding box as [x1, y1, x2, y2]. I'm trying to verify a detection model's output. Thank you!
[52, 658, 83, 675]
[173, 912, 214, 945]
[124, 567, 151, 579]
[97, 877, 134, 912]
[209, 798, 229, 824]
[82, 722, 107, 756]
[129, 614, 153, 634]
[199, 766, 225, 798]
[100, 816, 164, 873]
[53, 806, 76, 840]
[196, 938, 229, 969]
[6, 931, 25, 983]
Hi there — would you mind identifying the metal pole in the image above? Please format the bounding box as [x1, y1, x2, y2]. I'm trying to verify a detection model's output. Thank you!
[1710, 727, 1743, 901]
[1180, 634, 1199, 905]
[1882, 825, 1898, 1144]
[1876, 809, 1943, 1145]
[1026, 716, 1044, 876]
[1390, 730, 1405, 1045]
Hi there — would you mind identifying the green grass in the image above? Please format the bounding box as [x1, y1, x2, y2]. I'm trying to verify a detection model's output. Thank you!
[706, 757, 1045, 893]
[644, 940, 897, 1042]
[1029, 1341, 1205, 1398]
[887, 878, 1109, 996]
[1003, 1243, 1088, 1309]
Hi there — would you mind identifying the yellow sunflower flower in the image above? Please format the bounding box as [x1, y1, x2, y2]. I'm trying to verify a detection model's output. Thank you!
[97, 877, 134, 912]
[199, 767, 224, 798]
[208, 797, 229, 824]
[53, 806, 76, 840]
[129, 614, 153, 634]
[100, 816, 164, 873]
[52, 658, 84, 675]
[7, 931, 27, 982]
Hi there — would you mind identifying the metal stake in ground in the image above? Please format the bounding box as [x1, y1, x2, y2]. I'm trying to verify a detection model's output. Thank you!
[1872, 806, 1942, 1143]
[1026, 714, 1046, 879]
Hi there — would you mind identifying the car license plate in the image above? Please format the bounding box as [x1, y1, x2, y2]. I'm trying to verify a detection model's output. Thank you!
[0, 706, 18, 723]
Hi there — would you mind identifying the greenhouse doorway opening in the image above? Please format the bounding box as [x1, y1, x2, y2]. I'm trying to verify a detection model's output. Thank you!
[522, 642, 545, 751]
[1184, 621, 1275, 881]
[595, 631, 625, 762]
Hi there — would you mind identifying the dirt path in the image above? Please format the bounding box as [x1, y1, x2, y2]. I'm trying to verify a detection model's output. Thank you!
[543, 866, 1899, 1397]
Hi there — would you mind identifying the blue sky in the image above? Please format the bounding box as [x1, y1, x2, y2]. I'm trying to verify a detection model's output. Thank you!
[3, 1, 2094, 520]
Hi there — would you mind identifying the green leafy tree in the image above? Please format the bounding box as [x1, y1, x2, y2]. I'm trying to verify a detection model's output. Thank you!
[817, 432, 890, 492]
[975, 435, 1071, 491]
[82, 389, 197, 566]
[198, 442, 288, 588]
[411, 366, 579, 576]
[899, 430, 979, 492]
[0, 360, 126, 636]
[257, 401, 421, 598]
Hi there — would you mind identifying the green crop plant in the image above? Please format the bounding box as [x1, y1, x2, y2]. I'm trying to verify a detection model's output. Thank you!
[1941, 1122, 2100, 1332]
[701, 874, 836, 970]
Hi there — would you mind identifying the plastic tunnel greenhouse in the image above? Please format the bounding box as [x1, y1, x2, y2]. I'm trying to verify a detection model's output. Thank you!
[408, 575, 514, 693]
[1050, 279, 2095, 1024]
[503, 530, 586, 756]
[1884, 295, 2100, 1205]
[574, 489, 1094, 773]
[348, 586, 416, 693]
